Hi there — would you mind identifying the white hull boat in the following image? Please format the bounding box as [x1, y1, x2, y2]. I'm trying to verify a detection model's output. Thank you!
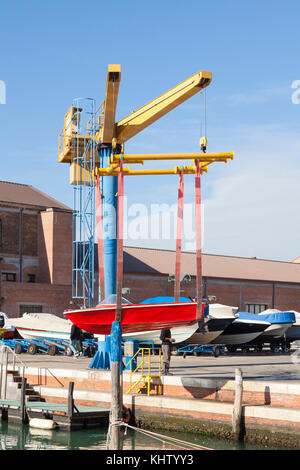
[184, 303, 237, 345]
[255, 309, 295, 343]
[285, 311, 300, 343]
[121, 303, 237, 346]
[210, 317, 271, 345]
[11, 313, 73, 341]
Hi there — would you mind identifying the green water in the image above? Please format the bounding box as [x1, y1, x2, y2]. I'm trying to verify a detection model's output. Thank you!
[0, 421, 284, 451]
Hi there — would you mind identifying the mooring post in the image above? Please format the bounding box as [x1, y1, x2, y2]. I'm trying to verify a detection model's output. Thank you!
[68, 381, 75, 417]
[232, 368, 243, 439]
[20, 377, 27, 424]
[3, 348, 8, 400]
[109, 321, 122, 450]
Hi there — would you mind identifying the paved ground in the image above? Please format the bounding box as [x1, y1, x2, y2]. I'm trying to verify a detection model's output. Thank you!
[6, 348, 300, 381]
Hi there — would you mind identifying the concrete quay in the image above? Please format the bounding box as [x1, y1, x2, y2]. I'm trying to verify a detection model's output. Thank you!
[4, 349, 300, 447]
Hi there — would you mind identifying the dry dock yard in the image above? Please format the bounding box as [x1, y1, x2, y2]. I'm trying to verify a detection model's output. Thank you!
[1, 347, 300, 449]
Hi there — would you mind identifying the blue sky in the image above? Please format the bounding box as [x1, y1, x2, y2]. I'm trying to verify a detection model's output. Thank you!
[0, 0, 299, 261]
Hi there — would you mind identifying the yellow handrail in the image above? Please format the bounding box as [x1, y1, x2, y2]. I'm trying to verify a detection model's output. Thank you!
[126, 348, 161, 396]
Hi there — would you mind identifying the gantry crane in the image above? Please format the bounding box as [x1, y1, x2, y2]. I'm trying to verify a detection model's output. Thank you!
[58, 64, 234, 306]
[58, 64, 235, 451]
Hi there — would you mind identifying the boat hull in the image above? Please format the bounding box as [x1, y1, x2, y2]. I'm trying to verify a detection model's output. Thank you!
[256, 324, 293, 342]
[285, 325, 300, 343]
[187, 317, 234, 345]
[211, 319, 270, 345]
[13, 328, 71, 341]
[11, 313, 72, 341]
[121, 321, 201, 345]
[64, 302, 200, 335]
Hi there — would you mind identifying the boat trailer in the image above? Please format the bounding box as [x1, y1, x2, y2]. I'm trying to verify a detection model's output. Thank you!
[176, 343, 225, 358]
[0, 338, 98, 357]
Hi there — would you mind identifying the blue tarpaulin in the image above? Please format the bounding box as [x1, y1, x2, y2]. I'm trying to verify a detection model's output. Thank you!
[237, 311, 295, 324]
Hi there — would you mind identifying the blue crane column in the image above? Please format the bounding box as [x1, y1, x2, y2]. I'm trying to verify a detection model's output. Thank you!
[98, 144, 123, 449]
[99, 145, 118, 298]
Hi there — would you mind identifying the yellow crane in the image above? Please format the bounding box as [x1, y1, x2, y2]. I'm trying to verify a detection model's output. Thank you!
[58, 65, 234, 182]
[58, 64, 235, 452]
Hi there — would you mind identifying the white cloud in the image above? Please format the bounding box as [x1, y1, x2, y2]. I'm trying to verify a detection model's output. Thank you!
[201, 125, 300, 261]
[125, 123, 300, 262]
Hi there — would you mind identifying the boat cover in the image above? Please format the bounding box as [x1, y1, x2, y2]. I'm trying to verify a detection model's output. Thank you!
[140, 296, 191, 304]
[237, 311, 296, 324]
[140, 296, 209, 318]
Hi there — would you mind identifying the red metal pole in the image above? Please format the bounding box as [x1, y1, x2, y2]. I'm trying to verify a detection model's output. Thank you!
[195, 160, 203, 321]
[174, 170, 184, 303]
[115, 159, 124, 322]
[95, 175, 106, 301]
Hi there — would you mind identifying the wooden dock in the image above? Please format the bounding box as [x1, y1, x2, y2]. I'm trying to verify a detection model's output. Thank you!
[0, 380, 110, 431]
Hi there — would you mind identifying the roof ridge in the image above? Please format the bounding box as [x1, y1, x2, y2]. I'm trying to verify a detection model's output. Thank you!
[0, 180, 31, 187]
[123, 246, 297, 265]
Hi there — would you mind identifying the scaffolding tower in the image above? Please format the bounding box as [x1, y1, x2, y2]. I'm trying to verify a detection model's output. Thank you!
[71, 98, 97, 307]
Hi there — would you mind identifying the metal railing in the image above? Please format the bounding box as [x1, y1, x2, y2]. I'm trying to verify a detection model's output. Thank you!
[126, 348, 162, 396]
[0, 344, 26, 399]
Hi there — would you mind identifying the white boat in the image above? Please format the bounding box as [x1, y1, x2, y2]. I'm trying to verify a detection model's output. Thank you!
[183, 303, 237, 345]
[121, 303, 237, 346]
[257, 308, 293, 342]
[210, 315, 271, 345]
[122, 322, 200, 345]
[285, 311, 300, 344]
[256, 309, 296, 343]
[11, 313, 73, 341]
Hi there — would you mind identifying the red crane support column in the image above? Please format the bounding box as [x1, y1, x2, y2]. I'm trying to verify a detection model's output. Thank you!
[174, 170, 184, 303]
[96, 175, 106, 301]
[195, 160, 203, 321]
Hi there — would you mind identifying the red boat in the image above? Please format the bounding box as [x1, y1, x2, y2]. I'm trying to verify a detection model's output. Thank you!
[64, 296, 203, 335]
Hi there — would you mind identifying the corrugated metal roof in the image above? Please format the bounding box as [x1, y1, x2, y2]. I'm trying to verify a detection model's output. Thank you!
[0, 181, 71, 211]
[124, 246, 300, 284]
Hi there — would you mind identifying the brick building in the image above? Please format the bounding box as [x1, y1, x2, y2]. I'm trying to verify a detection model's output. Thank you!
[0, 181, 72, 318]
[123, 247, 300, 313]
[1, 180, 300, 319]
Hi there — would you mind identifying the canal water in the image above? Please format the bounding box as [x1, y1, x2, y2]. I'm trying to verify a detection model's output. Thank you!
[0, 421, 285, 451]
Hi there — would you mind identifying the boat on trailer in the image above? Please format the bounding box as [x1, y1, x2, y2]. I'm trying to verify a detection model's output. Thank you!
[210, 313, 271, 345]
[64, 295, 205, 335]
[284, 311, 300, 345]
[255, 310, 296, 343]
[10, 313, 73, 341]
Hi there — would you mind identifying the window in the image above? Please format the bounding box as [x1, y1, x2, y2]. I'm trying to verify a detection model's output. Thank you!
[2, 272, 17, 282]
[27, 274, 36, 283]
[0, 219, 2, 245]
[246, 304, 267, 314]
[19, 304, 43, 316]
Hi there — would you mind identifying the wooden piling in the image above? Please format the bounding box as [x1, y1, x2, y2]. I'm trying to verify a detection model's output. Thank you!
[68, 381, 75, 417]
[20, 377, 27, 424]
[108, 160, 124, 450]
[232, 368, 244, 440]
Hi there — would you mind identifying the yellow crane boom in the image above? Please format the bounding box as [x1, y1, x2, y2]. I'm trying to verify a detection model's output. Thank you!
[114, 70, 211, 144]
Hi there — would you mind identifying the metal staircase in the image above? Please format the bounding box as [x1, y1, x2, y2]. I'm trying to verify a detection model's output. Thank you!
[126, 348, 162, 396]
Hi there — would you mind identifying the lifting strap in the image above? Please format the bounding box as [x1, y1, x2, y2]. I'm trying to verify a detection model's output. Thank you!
[96, 174, 106, 301]
[195, 160, 203, 321]
[115, 159, 124, 323]
[174, 170, 184, 303]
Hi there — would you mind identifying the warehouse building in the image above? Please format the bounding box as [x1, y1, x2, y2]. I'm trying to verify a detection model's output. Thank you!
[123, 247, 300, 313]
[0, 181, 72, 317]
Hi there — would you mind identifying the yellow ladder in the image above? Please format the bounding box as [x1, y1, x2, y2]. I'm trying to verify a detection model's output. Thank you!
[125, 348, 162, 396]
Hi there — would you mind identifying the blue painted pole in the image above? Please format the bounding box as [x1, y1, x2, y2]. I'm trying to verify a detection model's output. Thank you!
[98, 146, 118, 298]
